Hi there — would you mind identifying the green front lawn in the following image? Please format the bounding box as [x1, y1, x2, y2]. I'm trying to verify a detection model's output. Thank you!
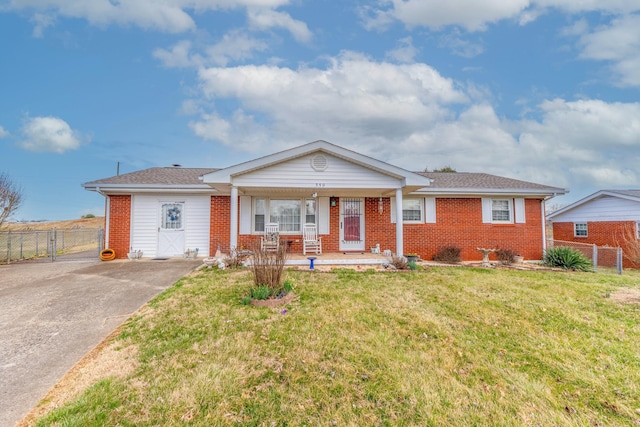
[35, 267, 640, 426]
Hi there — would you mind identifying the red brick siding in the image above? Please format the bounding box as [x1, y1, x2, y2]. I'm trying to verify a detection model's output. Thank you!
[552, 221, 639, 269]
[203, 196, 547, 261]
[107, 195, 131, 259]
[363, 198, 545, 261]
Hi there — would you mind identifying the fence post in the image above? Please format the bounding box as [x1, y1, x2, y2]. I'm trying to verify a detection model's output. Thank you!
[7, 231, 11, 265]
[592, 244, 597, 272]
[617, 247, 623, 275]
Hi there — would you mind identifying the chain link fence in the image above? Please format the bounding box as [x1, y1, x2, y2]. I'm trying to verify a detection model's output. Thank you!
[0, 228, 104, 264]
[546, 239, 623, 274]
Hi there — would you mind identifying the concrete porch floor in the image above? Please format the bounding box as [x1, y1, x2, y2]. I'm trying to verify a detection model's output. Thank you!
[284, 251, 391, 267]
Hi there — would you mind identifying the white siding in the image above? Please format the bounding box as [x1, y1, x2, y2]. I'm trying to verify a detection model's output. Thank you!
[552, 196, 640, 222]
[233, 153, 402, 189]
[131, 194, 211, 258]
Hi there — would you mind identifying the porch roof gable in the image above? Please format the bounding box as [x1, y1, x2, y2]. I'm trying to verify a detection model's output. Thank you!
[200, 140, 433, 191]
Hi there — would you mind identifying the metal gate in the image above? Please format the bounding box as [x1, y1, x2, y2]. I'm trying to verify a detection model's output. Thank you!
[0, 228, 104, 264]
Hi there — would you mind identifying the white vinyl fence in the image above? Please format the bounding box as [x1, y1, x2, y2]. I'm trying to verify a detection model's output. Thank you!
[0, 228, 104, 264]
[546, 239, 623, 274]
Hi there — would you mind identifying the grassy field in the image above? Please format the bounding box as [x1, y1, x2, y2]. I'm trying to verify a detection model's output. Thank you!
[30, 266, 640, 426]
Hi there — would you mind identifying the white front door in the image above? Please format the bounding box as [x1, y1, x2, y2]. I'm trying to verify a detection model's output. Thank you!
[340, 198, 365, 251]
[158, 202, 185, 257]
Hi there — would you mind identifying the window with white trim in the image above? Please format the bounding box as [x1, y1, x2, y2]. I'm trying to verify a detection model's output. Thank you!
[254, 198, 315, 233]
[491, 199, 512, 223]
[402, 198, 423, 222]
[636, 221, 640, 239]
[574, 223, 588, 237]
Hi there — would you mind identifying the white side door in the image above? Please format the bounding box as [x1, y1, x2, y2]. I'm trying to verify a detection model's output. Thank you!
[339, 198, 365, 251]
[157, 202, 185, 257]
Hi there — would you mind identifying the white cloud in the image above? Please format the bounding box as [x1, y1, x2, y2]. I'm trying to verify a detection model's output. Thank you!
[187, 51, 640, 196]
[153, 40, 202, 68]
[247, 8, 312, 43]
[576, 14, 640, 87]
[205, 30, 269, 66]
[19, 116, 88, 153]
[385, 37, 418, 63]
[7, 0, 292, 34]
[516, 98, 640, 188]
[438, 30, 484, 58]
[380, 0, 530, 31]
[369, 0, 640, 32]
[0, 126, 9, 138]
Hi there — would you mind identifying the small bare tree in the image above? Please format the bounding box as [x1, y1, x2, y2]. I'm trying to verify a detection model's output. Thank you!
[616, 223, 640, 266]
[0, 173, 23, 229]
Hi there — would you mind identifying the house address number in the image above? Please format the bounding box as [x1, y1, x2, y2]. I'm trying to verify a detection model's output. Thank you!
[316, 183, 326, 187]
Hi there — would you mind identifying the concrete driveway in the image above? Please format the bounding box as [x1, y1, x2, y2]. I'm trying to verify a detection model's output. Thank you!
[0, 258, 201, 427]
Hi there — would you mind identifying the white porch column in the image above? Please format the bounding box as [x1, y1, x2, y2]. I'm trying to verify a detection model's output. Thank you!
[230, 186, 238, 250]
[395, 188, 404, 257]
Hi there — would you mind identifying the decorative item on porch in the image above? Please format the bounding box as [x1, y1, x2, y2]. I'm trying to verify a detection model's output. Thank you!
[184, 248, 199, 259]
[127, 249, 143, 260]
[405, 253, 419, 263]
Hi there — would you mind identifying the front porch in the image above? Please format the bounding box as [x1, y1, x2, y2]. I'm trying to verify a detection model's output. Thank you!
[284, 251, 390, 267]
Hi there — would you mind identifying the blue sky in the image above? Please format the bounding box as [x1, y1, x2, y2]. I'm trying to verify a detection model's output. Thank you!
[1, 0, 639, 220]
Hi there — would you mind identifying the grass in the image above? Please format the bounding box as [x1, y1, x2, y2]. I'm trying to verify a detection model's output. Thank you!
[33, 267, 640, 426]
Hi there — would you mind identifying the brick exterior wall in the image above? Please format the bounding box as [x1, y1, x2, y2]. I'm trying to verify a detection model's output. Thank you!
[201, 196, 547, 261]
[365, 197, 546, 261]
[552, 221, 639, 269]
[107, 195, 131, 259]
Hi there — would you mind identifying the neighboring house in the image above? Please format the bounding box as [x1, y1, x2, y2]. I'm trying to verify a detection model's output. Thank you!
[83, 140, 566, 261]
[548, 190, 640, 268]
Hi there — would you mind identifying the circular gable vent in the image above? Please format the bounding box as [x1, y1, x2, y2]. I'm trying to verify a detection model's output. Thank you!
[311, 154, 328, 171]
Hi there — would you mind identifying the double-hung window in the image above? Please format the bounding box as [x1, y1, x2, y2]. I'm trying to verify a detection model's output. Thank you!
[254, 198, 316, 233]
[491, 199, 512, 223]
[636, 221, 640, 239]
[574, 223, 588, 237]
[402, 198, 423, 222]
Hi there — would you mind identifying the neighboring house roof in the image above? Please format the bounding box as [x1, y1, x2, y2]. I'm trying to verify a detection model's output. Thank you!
[415, 172, 565, 197]
[547, 189, 640, 221]
[83, 167, 218, 193]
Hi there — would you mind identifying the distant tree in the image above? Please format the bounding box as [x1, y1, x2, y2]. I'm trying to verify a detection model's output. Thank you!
[432, 166, 457, 173]
[0, 173, 23, 229]
[82, 213, 95, 219]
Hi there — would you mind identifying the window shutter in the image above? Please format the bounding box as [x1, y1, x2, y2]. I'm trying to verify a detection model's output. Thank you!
[515, 198, 525, 223]
[239, 196, 252, 234]
[318, 197, 330, 234]
[390, 197, 397, 223]
[481, 198, 492, 223]
[425, 197, 436, 223]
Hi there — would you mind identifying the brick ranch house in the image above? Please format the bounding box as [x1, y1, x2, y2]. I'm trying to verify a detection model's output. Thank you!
[548, 190, 640, 269]
[83, 140, 566, 261]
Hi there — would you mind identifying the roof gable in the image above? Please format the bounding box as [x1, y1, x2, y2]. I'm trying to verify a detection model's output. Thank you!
[548, 189, 640, 221]
[201, 140, 432, 190]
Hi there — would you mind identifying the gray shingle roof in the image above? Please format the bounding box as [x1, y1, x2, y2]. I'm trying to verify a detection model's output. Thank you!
[418, 172, 564, 192]
[83, 167, 218, 186]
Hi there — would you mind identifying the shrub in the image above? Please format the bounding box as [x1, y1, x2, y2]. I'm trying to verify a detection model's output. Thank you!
[250, 244, 287, 292]
[496, 248, 516, 265]
[433, 246, 461, 263]
[543, 247, 593, 272]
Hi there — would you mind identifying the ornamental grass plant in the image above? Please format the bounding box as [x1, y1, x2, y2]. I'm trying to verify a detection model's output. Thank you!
[32, 267, 640, 427]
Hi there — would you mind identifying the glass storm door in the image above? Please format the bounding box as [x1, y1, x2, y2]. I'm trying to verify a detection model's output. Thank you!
[340, 198, 365, 251]
[157, 202, 185, 257]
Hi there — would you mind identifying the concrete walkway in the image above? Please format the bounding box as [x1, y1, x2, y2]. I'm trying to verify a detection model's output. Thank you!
[0, 258, 200, 427]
